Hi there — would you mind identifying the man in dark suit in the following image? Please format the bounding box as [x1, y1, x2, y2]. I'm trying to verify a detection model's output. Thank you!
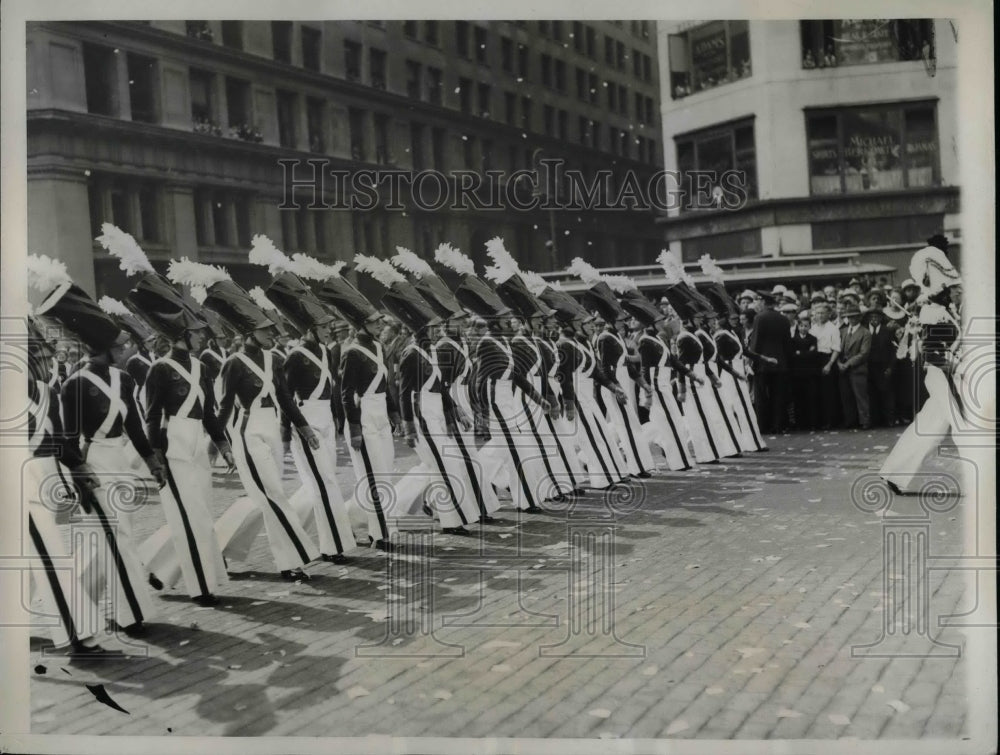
[748, 291, 793, 433]
[865, 308, 898, 426]
[837, 304, 872, 429]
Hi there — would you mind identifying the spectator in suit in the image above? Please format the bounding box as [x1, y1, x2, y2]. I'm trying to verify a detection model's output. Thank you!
[790, 310, 820, 430]
[837, 304, 872, 429]
[748, 291, 792, 433]
[865, 307, 899, 426]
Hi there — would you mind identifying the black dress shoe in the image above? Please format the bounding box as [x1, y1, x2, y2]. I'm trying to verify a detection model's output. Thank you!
[481, 515, 499, 524]
[441, 526, 467, 536]
[193, 593, 220, 607]
[524, 505, 545, 514]
[573, 487, 587, 495]
[637, 471, 652, 478]
[374, 539, 394, 552]
[321, 553, 350, 564]
[280, 569, 311, 581]
[885, 479, 917, 496]
[113, 621, 147, 638]
[551, 493, 567, 502]
[69, 640, 106, 656]
[148, 573, 164, 591]
[422, 502, 433, 518]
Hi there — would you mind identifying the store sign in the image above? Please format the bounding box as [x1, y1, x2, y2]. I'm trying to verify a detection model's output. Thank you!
[843, 133, 899, 159]
[690, 23, 729, 82]
[835, 19, 897, 64]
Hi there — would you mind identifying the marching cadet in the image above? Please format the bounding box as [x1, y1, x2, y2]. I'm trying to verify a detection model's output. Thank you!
[128, 270, 236, 605]
[356, 254, 483, 534]
[880, 247, 980, 494]
[29, 254, 164, 638]
[570, 259, 656, 479]
[247, 237, 358, 563]
[23, 315, 107, 655]
[170, 259, 321, 580]
[392, 245, 503, 522]
[98, 296, 158, 416]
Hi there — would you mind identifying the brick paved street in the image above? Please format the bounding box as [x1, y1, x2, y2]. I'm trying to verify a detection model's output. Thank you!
[29, 428, 975, 740]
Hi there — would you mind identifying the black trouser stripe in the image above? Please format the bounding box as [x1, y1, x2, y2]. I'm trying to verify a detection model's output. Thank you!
[448, 419, 488, 517]
[417, 414, 468, 525]
[573, 397, 615, 486]
[611, 391, 647, 473]
[239, 414, 310, 564]
[733, 380, 765, 449]
[945, 372, 966, 420]
[544, 413, 579, 487]
[299, 439, 345, 554]
[162, 459, 210, 596]
[709, 379, 741, 449]
[653, 384, 691, 468]
[520, 393, 560, 489]
[490, 399, 537, 507]
[357, 435, 390, 541]
[589, 399, 625, 480]
[28, 515, 79, 645]
[690, 389, 720, 459]
[88, 493, 143, 623]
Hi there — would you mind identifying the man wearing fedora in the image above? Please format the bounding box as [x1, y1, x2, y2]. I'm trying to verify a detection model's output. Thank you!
[747, 290, 792, 433]
[865, 305, 898, 427]
[837, 302, 872, 429]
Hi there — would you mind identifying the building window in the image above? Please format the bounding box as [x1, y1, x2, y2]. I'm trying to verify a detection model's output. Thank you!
[474, 26, 488, 65]
[306, 97, 325, 152]
[641, 21, 650, 39]
[669, 20, 751, 99]
[374, 114, 390, 164]
[643, 54, 653, 82]
[410, 121, 425, 169]
[573, 22, 584, 52]
[477, 83, 491, 117]
[616, 41, 626, 70]
[552, 21, 563, 42]
[618, 84, 628, 115]
[224, 77, 252, 134]
[517, 45, 529, 80]
[645, 96, 655, 124]
[458, 77, 472, 113]
[192, 188, 254, 248]
[633, 48, 642, 78]
[221, 21, 243, 50]
[604, 35, 614, 65]
[606, 81, 617, 111]
[313, 212, 327, 255]
[403, 21, 418, 39]
[675, 118, 758, 210]
[82, 43, 118, 117]
[189, 68, 217, 132]
[349, 108, 365, 161]
[455, 21, 470, 58]
[405, 60, 422, 99]
[575, 67, 586, 100]
[806, 102, 939, 195]
[431, 127, 445, 170]
[276, 90, 298, 148]
[91, 176, 163, 244]
[540, 54, 552, 87]
[543, 105, 554, 137]
[800, 20, 935, 69]
[127, 53, 157, 123]
[463, 135, 476, 169]
[481, 138, 494, 172]
[186, 21, 214, 42]
[427, 67, 443, 105]
[586, 26, 596, 58]
[538, 20, 550, 37]
[344, 41, 361, 82]
[554, 60, 566, 92]
[501, 37, 513, 72]
[425, 21, 439, 47]
[302, 26, 322, 71]
[272, 21, 293, 63]
[681, 229, 761, 262]
[557, 110, 568, 141]
[504, 91, 516, 125]
[521, 96, 532, 129]
[578, 116, 588, 145]
[370, 49, 387, 89]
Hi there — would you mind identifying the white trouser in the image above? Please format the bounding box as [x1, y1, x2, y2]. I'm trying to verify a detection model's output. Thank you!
[515, 382, 574, 497]
[288, 400, 357, 555]
[24, 457, 101, 648]
[80, 436, 157, 626]
[571, 376, 628, 488]
[685, 364, 738, 461]
[646, 372, 695, 471]
[344, 393, 398, 542]
[716, 369, 757, 453]
[481, 379, 550, 508]
[221, 406, 319, 571]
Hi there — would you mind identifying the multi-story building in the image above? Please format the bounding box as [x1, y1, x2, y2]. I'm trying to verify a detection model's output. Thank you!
[27, 19, 663, 298]
[656, 19, 960, 278]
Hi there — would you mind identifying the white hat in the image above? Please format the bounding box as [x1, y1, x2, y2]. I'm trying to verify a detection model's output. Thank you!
[900, 278, 920, 290]
[737, 289, 756, 301]
[771, 284, 788, 295]
[909, 246, 960, 296]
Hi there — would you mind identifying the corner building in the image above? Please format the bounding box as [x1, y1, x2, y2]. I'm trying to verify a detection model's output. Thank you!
[656, 19, 960, 275]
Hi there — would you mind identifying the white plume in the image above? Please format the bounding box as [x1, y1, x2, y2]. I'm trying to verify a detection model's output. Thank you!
[433, 242, 476, 276]
[95, 223, 155, 276]
[27, 254, 72, 293]
[483, 236, 521, 284]
[98, 296, 132, 317]
[291, 253, 345, 281]
[167, 257, 230, 306]
[604, 274, 637, 293]
[520, 269, 550, 297]
[248, 286, 277, 311]
[699, 254, 726, 285]
[657, 250, 683, 286]
[249, 234, 295, 276]
[391, 246, 435, 279]
[354, 253, 406, 287]
[567, 257, 604, 285]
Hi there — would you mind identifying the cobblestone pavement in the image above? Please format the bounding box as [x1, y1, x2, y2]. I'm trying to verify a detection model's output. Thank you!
[28, 428, 976, 740]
